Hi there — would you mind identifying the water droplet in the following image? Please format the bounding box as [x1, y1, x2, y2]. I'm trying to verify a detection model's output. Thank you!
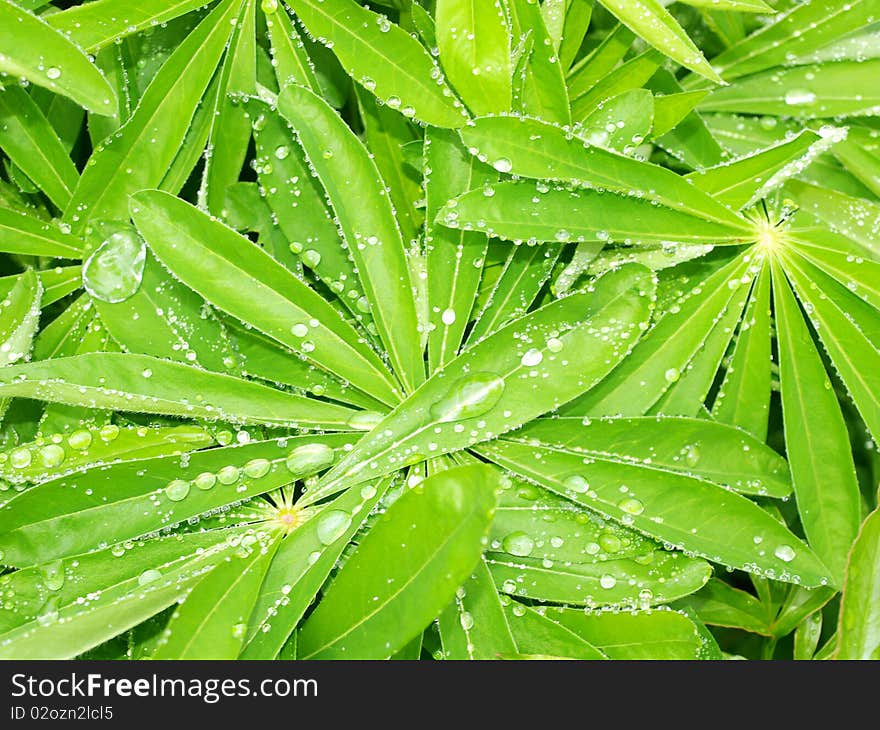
[243, 458, 271, 479]
[617, 497, 644, 515]
[546, 337, 563, 353]
[664, 367, 680, 384]
[598, 533, 621, 553]
[194, 472, 216, 490]
[164, 479, 190, 501]
[503, 531, 534, 557]
[261, 0, 278, 11]
[563, 475, 589, 493]
[274, 145, 290, 160]
[684, 444, 700, 467]
[459, 611, 475, 631]
[302, 249, 321, 268]
[347, 411, 384, 431]
[493, 158, 513, 173]
[316, 510, 352, 545]
[429, 373, 505, 422]
[291, 323, 309, 337]
[42, 561, 65, 591]
[784, 89, 817, 106]
[774, 544, 796, 562]
[82, 230, 147, 303]
[46, 67, 61, 80]
[68, 429, 92, 450]
[285, 442, 335, 476]
[520, 349, 543, 367]
[217, 466, 240, 484]
[10, 448, 31, 469]
[38, 444, 65, 469]
[99, 424, 119, 441]
[138, 569, 162, 586]
[441, 308, 456, 325]
[599, 574, 617, 589]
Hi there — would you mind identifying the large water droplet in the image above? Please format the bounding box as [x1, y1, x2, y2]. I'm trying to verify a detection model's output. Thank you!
[164, 479, 190, 501]
[217, 466, 240, 484]
[138, 569, 162, 586]
[520, 349, 543, 367]
[82, 230, 147, 304]
[493, 158, 513, 173]
[563, 474, 589, 493]
[429, 373, 505, 423]
[243, 458, 271, 479]
[347, 411, 384, 431]
[599, 574, 617, 589]
[617, 497, 644, 515]
[503, 531, 534, 557]
[42, 561, 65, 591]
[194, 472, 216, 490]
[774, 544, 796, 562]
[285, 442, 335, 476]
[39, 444, 65, 469]
[316, 510, 352, 545]
[459, 611, 475, 631]
[10, 448, 31, 469]
[67, 429, 93, 450]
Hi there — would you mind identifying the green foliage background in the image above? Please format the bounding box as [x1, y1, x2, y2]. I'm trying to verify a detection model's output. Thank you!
[0, 0, 878, 660]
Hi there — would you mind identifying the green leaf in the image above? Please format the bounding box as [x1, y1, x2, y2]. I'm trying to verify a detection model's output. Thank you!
[457, 115, 751, 230]
[486, 550, 711, 607]
[514, 415, 792, 498]
[46, 0, 208, 53]
[297, 464, 500, 659]
[152, 537, 280, 659]
[264, 2, 321, 91]
[597, 0, 721, 83]
[700, 61, 880, 119]
[286, 0, 467, 128]
[579, 88, 653, 153]
[0, 353, 357, 432]
[0, 207, 81, 259]
[276, 84, 423, 395]
[677, 578, 772, 635]
[436, 0, 511, 115]
[306, 264, 655, 503]
[0, 434, 353, 567]
[712, 260, 772, 439]
[836, 507, 880, 660]
[479, 430, 832, 587]
[425, 128, 494, 372]
[0, 267, 80, 308]
[129, 189, 398, 407]
[0, 1, 117, 115]
[63, 0, 240, 229]
[771, 259, 861, 584]
[0, 268, 41, 367]
[436, 557, 517, 660]
[501, 600, 607, 659]
[548, 606, 709, 659]
[0, 86, 80, 211]
[652, 89, 710, 138]
[0, 527, 252, 659]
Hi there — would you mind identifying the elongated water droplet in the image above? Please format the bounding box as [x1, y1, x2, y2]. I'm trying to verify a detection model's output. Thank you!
[493, 158, 513, 173]
[82, 230, 147, 303]
[285, 443, 335, 476]
[42, 560, 65, 591]
[617, 497, 644, 515]
[164, 479, 190, 501]
[774, 544, 796, 562]
[430, 373, 505, 423]
[217, 466, 240, 484]
[138, 569, 162, 586]
[194, 472, 216, 490]
[243, 458, 271, 479]
[520, 348, 543, 367]
[347, 411, 384, 431]
[68, 429, 93, 450]
[459, 611, 475, 631]
[563, 474, 589, 493]
[316, 510, 352, 545]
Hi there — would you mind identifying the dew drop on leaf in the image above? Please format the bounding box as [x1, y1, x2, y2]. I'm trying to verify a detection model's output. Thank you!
[316, 510, 352, 545]
[429, 373, 505, 423]
[82, 230, 147, 304]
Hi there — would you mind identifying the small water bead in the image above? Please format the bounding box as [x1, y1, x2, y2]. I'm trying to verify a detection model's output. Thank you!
[683, 444, 700, 468]
[503, 531, 534, 557]
[10, 448, 31, 469]
[774, 544, 796, 563]
[599, 574, 617, 589]
[142, 368, 152, 378]
[563, 475, 589, 493]
[664, 368, 680, 384]
[285, 442, 335, 476]
[243, 458, 272, 479]
[260, 0, 278, 11]
[617, 497, 644, 515]
[194, 472, 216, 490]
[138, 569, 162, 586]
[274, 145, 290, 160]
[100, 424, 120, 441]
[316, 510, 352, 545]
[46, 67, 61, 80]
[784, 89, 817, 106]
[546, 337, 563, 353]
[360, 483, 377, 500]
[217, 466, 240, 484]
[82, 229, 147, 303]
[459, 611, 475, 631]
[291, 323, 309, 338]
[348, 411, 384, 431]
[67, 429, 92, 450]
[520, 348, 543, 367]
[441, 308, 456, 326]
[598, 533, 621, 553]
[111, 544, 126, 557]
[493, 158, 513, 173]
[164, 479, 190, 501]
[39, 444, 65, 469]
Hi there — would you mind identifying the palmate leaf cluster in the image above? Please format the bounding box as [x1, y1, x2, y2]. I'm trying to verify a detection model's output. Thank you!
[0, 0, 878, 661]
